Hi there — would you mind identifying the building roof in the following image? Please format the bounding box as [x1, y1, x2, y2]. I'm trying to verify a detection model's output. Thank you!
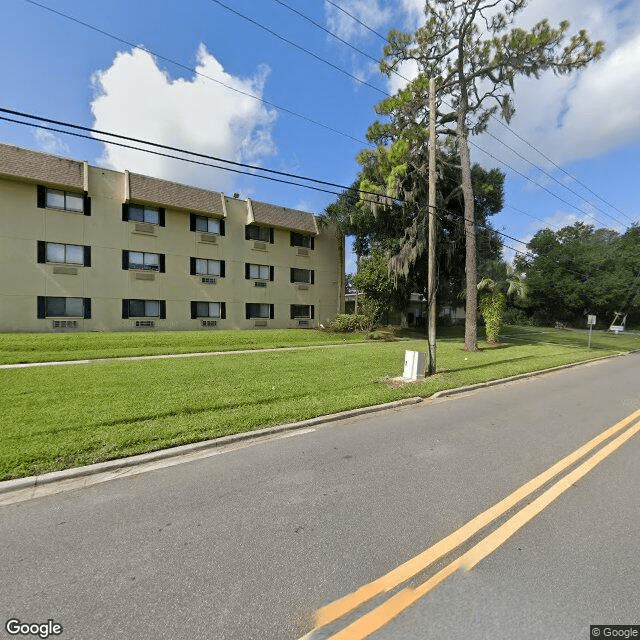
[248, 199, 318, 235]
[0, 143, 84, 190]
[127, 172, 225, 217]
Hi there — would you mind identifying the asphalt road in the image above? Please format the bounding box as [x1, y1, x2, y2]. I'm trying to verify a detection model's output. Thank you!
[1, 353, 639, 640]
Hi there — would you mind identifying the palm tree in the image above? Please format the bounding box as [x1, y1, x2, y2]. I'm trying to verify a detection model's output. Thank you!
[477, 267, 526, 344]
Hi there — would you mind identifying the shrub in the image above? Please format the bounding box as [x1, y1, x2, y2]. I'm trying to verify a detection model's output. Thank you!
[331, 314, 369, 332]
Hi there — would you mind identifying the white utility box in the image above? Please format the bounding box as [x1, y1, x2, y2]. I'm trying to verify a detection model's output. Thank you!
[403, 350, 426, 380]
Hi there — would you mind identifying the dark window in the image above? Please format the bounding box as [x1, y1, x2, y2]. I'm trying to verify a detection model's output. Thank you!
[290, 268, 313, 284]
[290, 232, 314, 249]
[291, 305, 314, 319]
[245, 224, 271, 242]
[246, 303, 272, 319]
[38, 296, 89, 318]
[191, 301, 225, 319]
[193, 215, 222, 234]
[123, 299, 164, 318]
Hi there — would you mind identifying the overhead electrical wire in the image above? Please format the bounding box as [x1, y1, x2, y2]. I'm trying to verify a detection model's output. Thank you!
[24, 0, 633, 232]
[1, 108, 624, 287]
[267, 0, 632, 231]
[21, 0, 369, 146]
[207, 0, 388, 96]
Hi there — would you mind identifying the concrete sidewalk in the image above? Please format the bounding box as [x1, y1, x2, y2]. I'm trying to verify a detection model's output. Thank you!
[0, 340, 370, 369]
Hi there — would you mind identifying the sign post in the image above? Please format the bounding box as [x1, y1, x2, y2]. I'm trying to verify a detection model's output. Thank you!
[587, 315, 596, 349]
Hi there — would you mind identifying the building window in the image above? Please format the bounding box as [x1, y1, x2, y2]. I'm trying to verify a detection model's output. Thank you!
[122, 299, 166, 319]
[190, 214, 224, 235]
[291, 305, 314, 319]
[290, 232, 314, 249]
[290, 268, 314, 284]
[38, 241, 90, 266]
[246, 303, 274, 319]
[122, 251, 165, 272]
[191, 301, 226, 319]
[245, 224, 273, 243]
[37, 296, 91, 319]
[122, 203, 165, 226]
[245, 263, 274, 281]
[190, 258, 224, 277]
[37, 186, 90, 215]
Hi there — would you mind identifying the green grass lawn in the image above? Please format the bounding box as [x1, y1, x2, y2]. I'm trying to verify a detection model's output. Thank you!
[2, 324, 639, 481]
[0, 328, 370, 364]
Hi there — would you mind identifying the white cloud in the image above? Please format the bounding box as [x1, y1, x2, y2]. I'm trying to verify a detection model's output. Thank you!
[362, 1, 640, 171]
[34, 129, 69, 155]
[324, 0, 392, 42]
[90, 44, 277, 192]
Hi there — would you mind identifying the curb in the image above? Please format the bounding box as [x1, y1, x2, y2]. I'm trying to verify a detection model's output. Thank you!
[431, 349, 638, 399]
[0, 397, 423, 495]
[3, 348, 639, 497]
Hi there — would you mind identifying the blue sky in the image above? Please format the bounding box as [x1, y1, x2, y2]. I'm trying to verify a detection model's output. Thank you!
[2, 0, 639, 273]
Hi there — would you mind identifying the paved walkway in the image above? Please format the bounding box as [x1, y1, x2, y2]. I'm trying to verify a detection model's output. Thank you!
[0, 340, 378, 369]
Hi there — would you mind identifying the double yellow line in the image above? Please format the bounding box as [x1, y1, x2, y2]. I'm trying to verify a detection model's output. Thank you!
[301, 408, 640, 640]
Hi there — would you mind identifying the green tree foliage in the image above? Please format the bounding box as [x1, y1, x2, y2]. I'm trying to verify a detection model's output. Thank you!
[515, 223, 640, 327]
[358, 0, 604, 351]
[353, 250, 411, 322]
[477, 265, 526, 342]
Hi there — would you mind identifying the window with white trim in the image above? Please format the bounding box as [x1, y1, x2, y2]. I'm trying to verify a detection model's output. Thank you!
[129, 205, 159, 224]
[37, 241, 90, 266]
[195, 259, 222, 276]
[129, 252, 160, 271]
[45, 188, 84, 212]
[246, 263, 273, 281]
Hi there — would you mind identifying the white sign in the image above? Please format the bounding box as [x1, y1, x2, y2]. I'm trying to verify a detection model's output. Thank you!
[587, 315, 596, 326]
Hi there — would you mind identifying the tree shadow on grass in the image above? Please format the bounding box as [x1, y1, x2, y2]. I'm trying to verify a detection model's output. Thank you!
[439, 354, 537, 374]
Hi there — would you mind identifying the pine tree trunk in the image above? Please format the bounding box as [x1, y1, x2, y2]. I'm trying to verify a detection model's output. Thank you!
[457, 95, 478, 351]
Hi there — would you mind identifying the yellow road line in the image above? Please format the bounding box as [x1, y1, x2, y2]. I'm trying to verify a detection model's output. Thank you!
[325, 416, 640, 640]
[313, 408, 640, 630]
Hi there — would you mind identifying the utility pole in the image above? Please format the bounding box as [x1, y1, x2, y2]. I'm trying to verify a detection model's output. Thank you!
[427, 77, 437, 375]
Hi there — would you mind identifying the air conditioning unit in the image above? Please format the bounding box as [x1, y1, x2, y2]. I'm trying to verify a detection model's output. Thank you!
[201, 277, 217, 285]
[298, 320, 309, 327]
[199, 233, 218, 244]
[52, 266, 78, 275]
[297, 284, 309, 290]
[253, 241, 267, 251]
[135, 272, 155, 280]
[135, 320, 155, 328]
[254, 281, 267, 287]
[254, 320, 268, 327]
[133, 222, 156, 235]
[297, 248, 309, 256]
[52, 320, 78, 329]
[201, 320, 217, 327]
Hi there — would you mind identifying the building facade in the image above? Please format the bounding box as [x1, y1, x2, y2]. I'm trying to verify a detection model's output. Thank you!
[0, 143, 344, 332]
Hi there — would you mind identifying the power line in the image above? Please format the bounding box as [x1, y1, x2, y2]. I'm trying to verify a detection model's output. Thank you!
[324, 0, 388, 41]
[207, 0, 387, 96]
[324, 0, 633, 226]
[1, 108, 626, 288]
[272, 0, 380, 66]
[22, 0, 369, 147]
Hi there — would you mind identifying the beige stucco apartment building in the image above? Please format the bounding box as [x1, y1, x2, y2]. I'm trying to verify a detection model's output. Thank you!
[0, 143, 344, 332]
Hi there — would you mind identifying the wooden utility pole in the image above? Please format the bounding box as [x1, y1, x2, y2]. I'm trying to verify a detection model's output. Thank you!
[427, 77, 437, 375]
